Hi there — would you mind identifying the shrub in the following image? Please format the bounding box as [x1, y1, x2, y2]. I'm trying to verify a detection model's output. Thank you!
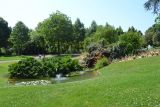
[9, 56, 83, 79]
[42, 56, 83, 76]
[95, 57, 109, 70]
[8, 58, 43, 79]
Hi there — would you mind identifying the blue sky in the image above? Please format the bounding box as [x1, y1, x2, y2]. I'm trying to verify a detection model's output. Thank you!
[0, 0, 156, 33]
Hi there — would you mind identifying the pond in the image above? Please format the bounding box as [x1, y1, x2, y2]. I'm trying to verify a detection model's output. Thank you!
[8, 71, 99, 86]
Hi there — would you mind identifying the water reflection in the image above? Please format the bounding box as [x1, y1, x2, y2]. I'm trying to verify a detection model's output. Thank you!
[8, 71, 99, 86]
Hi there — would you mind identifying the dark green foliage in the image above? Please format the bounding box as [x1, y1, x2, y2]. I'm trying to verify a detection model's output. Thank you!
[9, 21, 29, 55]
[95, 57, 109, 70]
[144, 0, 160, 14]
[42, 56, 82, 76]
[9, 58, 43, 79]
[0, 17, 11, 49]
[73, 18, 86, 53]
[86, 20, 97, 36]
[8, 57, 83, 78]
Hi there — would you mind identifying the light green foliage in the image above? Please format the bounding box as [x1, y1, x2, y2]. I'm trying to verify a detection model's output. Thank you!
[95, 57, 109, 70]
[37, 11, 73, 54]
[84, 25, 118, 50]
[119, 31, 143, 54]
[145, 24, 160, 46]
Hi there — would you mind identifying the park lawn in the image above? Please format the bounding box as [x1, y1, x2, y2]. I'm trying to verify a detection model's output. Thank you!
[0, 56, 160, 107]
[0, 62, 15, 87]
[0, 55, 32, 61]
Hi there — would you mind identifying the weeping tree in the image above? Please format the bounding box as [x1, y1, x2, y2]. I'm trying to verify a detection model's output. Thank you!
[144, 0, 160, 14]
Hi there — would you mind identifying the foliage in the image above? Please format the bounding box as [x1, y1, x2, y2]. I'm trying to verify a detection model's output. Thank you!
[8, 58, 43, 79]
[23, 30, 46, 55]
[42, 56, 83, 76]
[8, 56, 83, 78]
[9, 21, 29, 55]
[84, 43, 110, 68]
[119, 31, 143, 55]
[84, 25, 118, 51]
[144, 0, 160, 14]
[73, 18, 86, 53]
[86, 20, 97, 36]
[37, 11, 73, 54]
[145, 24, 160, 46]
[0, 17, 11, 50]
[95, 57, 109, 70]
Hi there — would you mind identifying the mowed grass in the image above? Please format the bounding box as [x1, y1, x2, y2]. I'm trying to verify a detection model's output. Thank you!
[0, 55, 32, 61]
[0, 56, 160, 107]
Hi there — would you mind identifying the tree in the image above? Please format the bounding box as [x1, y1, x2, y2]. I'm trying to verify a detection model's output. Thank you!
[0, 17, 11, 49]
[94, 26, 118, 46]
[84, 25, 118, 49]
[116, 26, 124, 36]
[25, 30, 46, 55]
[9, 21, 29, 55]
[119, 31, 143, 55]
[73, 18, 85, 52]
[145, 24, 160, 46]
[86, 20, 97, 36]
[37, 11, 73, 54]
[144, 0, 160, 14]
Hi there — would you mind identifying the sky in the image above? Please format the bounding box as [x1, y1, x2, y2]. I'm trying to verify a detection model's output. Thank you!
[0, 0, 156, 33]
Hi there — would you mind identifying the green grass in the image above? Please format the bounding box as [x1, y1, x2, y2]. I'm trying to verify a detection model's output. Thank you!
[0, 56, 160, 107]
[0, 55, 32, 61]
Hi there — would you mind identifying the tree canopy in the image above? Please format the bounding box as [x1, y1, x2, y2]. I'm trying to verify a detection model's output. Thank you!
[144, 0, 160, 14]
[0, 17, 11, 48]
[9, 21, 29, 55]
[37, 11, 73, 54]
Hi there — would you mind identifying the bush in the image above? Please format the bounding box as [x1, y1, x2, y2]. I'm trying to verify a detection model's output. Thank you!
[9, 56, 83, 79]
[9, 58, 43, 79]
[119, 31, 143, 55]
[42, 56, 83, 76]
[95, 57, 109, 70]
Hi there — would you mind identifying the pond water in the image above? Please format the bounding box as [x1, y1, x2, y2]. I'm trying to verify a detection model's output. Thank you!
[8, 71, 99, 86]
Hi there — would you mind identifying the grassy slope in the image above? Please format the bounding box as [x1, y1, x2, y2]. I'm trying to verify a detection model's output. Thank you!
[0, 56, 160, 107]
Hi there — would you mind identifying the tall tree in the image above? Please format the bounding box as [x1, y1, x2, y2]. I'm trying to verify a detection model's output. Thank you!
[0, 17, 11, 49]
[144, 0, 160, 14]
[116, 26, 124, 35]
[86, 20, 97, 36]
[10, 21, 29, 55]
[29, 30, 46, 54]
[119, 31, 143, 55]
[37, 11, 73, 54]
[73, 18, 85, 52]
[145, 24, 160, 46]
